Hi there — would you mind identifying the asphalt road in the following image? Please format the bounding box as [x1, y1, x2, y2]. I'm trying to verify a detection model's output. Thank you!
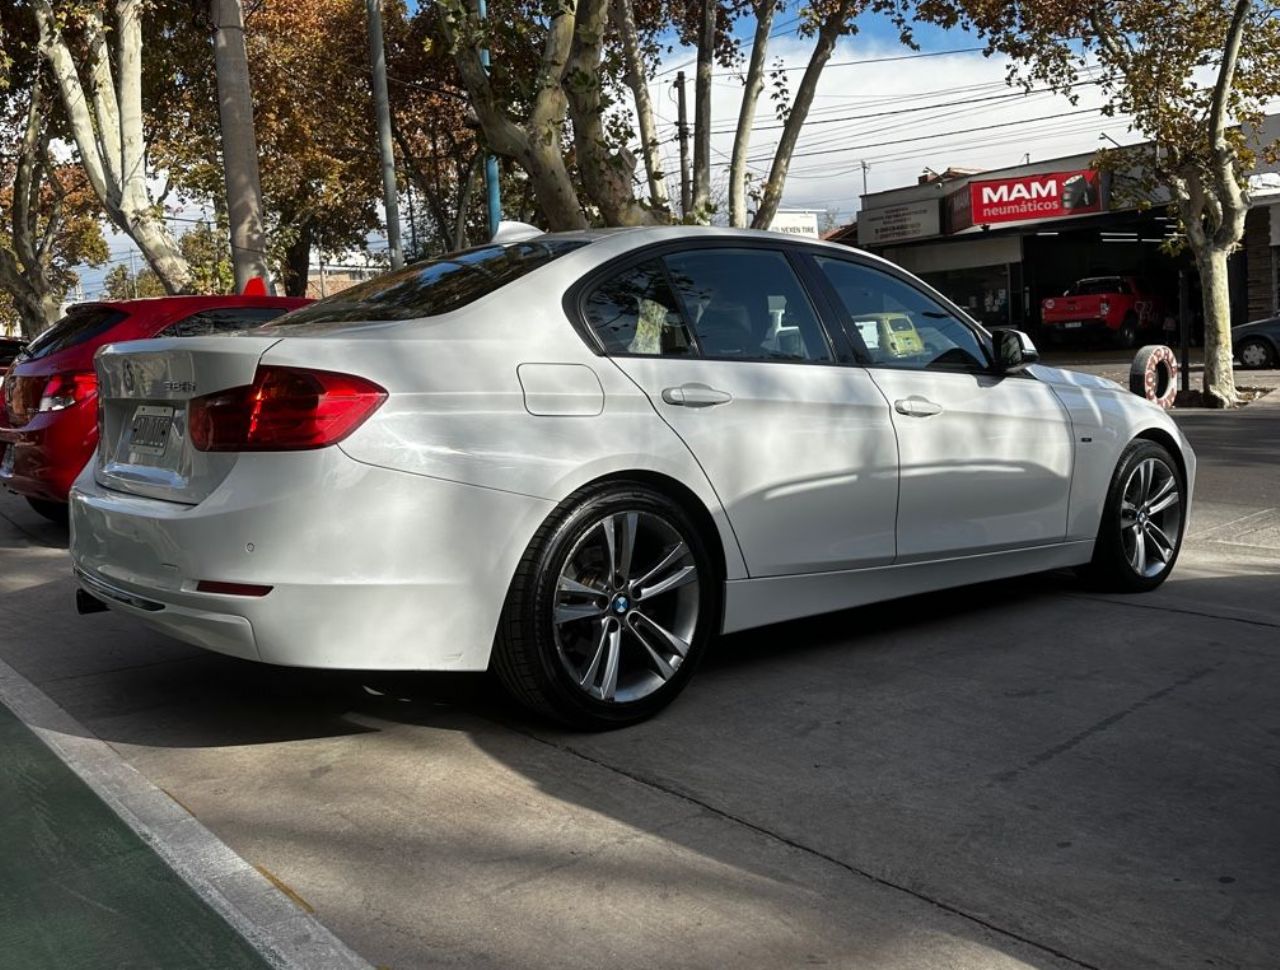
[1, 395, 1278, 970]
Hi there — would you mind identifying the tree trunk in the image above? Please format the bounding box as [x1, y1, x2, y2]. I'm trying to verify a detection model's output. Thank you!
[211, 0, 274, 293]
[611, 0, 669, 216]
[280, 219, 314, 297]
[729, 0, 775, 228]
[454, 153, 483, 250]
[751, 7, 848, 230]
[33, 0, 194, 294]
[520, 133, 590, 230]
[1195, 246, 1238, 407]
[690, 0, 714, 220]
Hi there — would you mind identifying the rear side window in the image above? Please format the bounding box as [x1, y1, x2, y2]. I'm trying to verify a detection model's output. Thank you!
[156, 307, 290, 337]
[583, 260, 695, 356]
[0, 340, 24, 368]
[21, 307, 128, 360]
[663, 248, 832, 362]
[270, 240, 586, 327]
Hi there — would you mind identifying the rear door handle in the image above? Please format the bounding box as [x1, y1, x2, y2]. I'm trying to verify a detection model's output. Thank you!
[662, 383, 733, 408]
[894, 396, 943, 417]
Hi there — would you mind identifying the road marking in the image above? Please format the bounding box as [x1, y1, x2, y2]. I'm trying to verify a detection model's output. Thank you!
[0, 655, 372, 970]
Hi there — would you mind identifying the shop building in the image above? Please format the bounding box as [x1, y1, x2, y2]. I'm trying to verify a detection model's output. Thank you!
[833, 122, 1280, 336]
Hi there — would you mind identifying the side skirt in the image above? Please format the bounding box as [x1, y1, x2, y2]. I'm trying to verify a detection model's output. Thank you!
[721, 540, 1094, 635]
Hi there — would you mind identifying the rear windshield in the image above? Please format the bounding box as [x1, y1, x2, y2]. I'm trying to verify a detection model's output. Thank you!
[1069, 279, 1127, 295]
[21, 307, 128, 360]
[268, 240, 586, 327]
[157, 306, 293, 337]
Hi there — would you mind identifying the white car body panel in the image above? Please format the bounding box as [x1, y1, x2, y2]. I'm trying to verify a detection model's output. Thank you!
[865, 368, 1074, 561]
[612, 357, 899, 575]
[69, 227, 1196, 674]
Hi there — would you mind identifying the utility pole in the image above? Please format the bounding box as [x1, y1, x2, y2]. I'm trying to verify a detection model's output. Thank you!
[860, 160, 869, 200]
[676, 71, 691, 219]
[365, 0, 404, 270]
[477, 0, 502, 238]
[211, 0, 273, 293]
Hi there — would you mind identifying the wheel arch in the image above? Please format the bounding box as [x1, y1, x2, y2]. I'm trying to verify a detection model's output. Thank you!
[1134, 426, 1188, 486]
[578, 470, 731, 589]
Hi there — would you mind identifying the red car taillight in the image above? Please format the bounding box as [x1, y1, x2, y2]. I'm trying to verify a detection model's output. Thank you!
[189, 366, 387, 452]
[38, 371, 98, 412]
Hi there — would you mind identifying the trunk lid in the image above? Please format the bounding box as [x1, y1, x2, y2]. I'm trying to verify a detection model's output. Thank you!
[93, 335, 280, 504]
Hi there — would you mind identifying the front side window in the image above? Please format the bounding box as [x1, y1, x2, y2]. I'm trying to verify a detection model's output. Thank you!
[583, 260, 695, 356]
[663, 248, 832, 362]
[815, 257, 989, 372]
[157, 307, 291, 338]
[269, 240, 586, 328]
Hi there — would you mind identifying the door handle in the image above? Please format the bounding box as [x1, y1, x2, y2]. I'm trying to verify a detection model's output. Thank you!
[894, 396, 943, 417]
[662, 383, 733, 408]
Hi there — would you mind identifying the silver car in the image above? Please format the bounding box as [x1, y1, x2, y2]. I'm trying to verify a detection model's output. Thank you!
[71, 227, 1195, 728]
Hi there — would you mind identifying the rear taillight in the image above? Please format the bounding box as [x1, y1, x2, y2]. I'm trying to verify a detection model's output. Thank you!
[188, 366, 387, 452]
[38, 371, 97, 412]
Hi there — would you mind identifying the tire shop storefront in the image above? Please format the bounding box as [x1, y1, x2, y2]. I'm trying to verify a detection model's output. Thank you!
[846, 150, 1280, 342]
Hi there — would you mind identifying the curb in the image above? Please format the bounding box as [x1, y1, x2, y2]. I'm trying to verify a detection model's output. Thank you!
[0, 656, 373, 970]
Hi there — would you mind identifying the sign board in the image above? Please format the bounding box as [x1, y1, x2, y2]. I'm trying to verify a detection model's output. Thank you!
[768, 211, 820, 238]
[856, 201, 942, 245]
[967, 169, 1103, 226]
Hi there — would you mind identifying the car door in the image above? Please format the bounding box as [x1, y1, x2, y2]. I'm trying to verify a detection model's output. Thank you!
[579, 245, 899, 577]
[808, 253, 1074, 563]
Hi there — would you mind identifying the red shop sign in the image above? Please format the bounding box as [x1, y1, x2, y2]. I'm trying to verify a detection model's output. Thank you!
[969, 169, 1102, 226]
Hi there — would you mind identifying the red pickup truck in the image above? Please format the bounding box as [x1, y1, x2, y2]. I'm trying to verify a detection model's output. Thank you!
[1041, 277, 1161, 348]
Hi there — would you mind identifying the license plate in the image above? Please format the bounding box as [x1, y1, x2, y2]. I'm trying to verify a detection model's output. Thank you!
[1063, 322, 1083, 329]
[128, 405, 175, 457]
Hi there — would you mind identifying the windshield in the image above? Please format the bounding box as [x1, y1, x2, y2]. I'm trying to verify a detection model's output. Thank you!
[22, 307, 129, 360]
[269, 240, 586, 327]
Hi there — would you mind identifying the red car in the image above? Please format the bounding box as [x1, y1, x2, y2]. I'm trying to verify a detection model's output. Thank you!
[1041, 276, 1161, 348]
[1, 295, 309, 521]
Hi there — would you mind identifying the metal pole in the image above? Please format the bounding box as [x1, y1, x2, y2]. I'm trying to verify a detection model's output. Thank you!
[477, 0, 502, 239]
[366, 0, 403, 270]
[860, 160, 869, 200]
[211, 0, 273, 293]
[676, 71, 691, 219]
[1178, 268, 1191, 393]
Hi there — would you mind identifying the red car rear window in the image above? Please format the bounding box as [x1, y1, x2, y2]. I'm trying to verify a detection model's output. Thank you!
[22, 307, 128, 360]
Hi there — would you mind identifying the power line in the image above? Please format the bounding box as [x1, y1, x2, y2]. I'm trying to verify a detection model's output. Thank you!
[746, 107, 1106, 164]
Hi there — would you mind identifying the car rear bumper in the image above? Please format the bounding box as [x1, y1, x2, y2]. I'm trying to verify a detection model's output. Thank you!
[69, 447, 555, 671]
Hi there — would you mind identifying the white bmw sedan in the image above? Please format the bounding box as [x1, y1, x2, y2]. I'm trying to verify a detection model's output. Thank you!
[71, 227, 1195, 728]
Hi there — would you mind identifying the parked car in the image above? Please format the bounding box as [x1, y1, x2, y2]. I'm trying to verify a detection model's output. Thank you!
[1233, 314, 1279, 369]
[1, 295, 309, 521]
[0, 337, 26, 377]
[1041, 276, 1161, 348]
[69, 228, 1195, 728]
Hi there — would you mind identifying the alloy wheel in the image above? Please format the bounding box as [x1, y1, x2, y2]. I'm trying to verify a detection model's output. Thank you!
[1119, 457, 1182, 578]
[552, 510, 700, 704]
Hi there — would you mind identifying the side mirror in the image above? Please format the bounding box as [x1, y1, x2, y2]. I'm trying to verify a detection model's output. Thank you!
[994, 329, 1040, 373]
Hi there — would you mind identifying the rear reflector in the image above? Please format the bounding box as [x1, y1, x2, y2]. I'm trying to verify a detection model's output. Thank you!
[195, 580, 274, 597]
[189, 366, 386, 452]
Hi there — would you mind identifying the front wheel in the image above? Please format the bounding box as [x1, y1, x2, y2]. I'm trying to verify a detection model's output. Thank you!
[1079, 440, 1186, 593]
[493, 483, 717, 729]
[1237, 336, 1275, 370]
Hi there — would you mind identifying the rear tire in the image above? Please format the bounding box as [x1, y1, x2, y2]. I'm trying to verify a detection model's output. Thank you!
[492, 482, 718, 729]
[1114, 313, 1139, 349]
[1078, 440, 1185, 593]
[26, 497, 69, 524]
